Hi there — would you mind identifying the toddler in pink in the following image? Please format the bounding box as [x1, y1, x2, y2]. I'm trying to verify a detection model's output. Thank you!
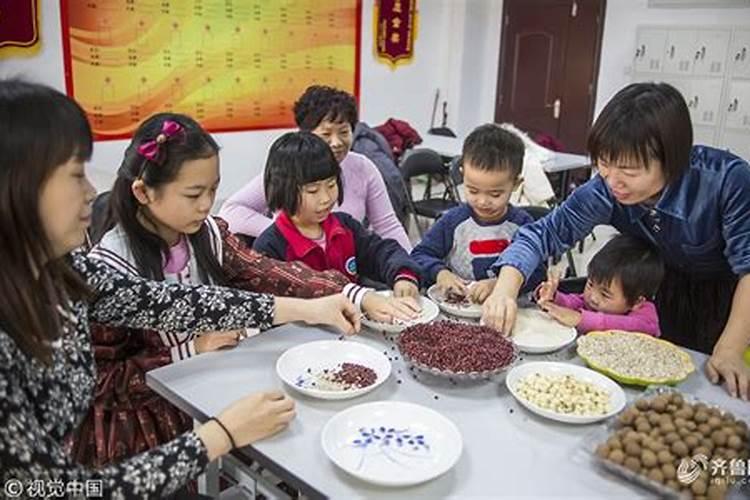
[536, 234, 664, 336]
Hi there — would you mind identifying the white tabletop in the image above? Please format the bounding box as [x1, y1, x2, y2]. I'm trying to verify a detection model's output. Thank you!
[418, 134, 590, 174]
[147, 323, 750, 500]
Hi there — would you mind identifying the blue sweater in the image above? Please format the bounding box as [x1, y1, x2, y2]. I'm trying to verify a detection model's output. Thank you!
[492, 146, 750, 283]
[411, 203, 545, 292]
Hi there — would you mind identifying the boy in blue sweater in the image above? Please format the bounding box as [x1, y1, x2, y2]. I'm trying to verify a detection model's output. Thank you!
[412, 124, 545, 304]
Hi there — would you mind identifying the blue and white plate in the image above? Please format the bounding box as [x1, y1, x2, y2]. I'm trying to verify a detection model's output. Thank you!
[321, 401, 462, 486]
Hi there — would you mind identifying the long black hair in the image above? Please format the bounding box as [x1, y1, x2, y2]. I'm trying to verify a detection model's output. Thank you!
[97, 113, 228, 284]
[0, 79, 92, 363]
[264, 131, 343, 216]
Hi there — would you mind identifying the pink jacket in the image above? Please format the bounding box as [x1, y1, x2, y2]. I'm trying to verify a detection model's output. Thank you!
[219, 152, 412, 251]
[554, 292, 661, 337]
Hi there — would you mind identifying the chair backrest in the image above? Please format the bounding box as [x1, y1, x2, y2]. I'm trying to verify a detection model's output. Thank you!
[87, 190, 112, 246]
[517, 205, 550, 222]
[400, 148, 447, 180]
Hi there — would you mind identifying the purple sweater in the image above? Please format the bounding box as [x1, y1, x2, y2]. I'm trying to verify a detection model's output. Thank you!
[554, 292, 661, 337]
[219, 151, 412, 251]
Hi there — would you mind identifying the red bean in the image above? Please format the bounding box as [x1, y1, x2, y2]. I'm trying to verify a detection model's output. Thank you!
[330, 362, 377, 388]
[399, 321, 516, 373]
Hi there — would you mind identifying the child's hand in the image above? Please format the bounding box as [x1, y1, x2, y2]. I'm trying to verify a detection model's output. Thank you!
[195, 330, 243, 354]
[393, 279, 420, 299]
[536, 269, 560, 305]
[468, 278, 496, 305]
[305, 294, 361, 335]
[541, 302, 581, 328]
[362, 292, 421, 324]
[436, 269, 469, 297]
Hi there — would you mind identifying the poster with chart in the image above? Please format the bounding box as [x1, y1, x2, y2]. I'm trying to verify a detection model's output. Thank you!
[61, 0, 361, 139]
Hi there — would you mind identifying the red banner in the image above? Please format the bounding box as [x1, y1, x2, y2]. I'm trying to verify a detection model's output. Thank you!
[374, 0, 416, 68]
[0, 0, 39, 56]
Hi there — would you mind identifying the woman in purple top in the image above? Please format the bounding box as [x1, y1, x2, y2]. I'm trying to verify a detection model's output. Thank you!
[220, 85, 412, 251]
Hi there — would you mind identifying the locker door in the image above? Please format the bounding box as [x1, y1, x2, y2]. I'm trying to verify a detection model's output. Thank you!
[692, 30, 731, 77]
[634, 28, 667, 73]
[725, 81, 750, 130]
[728, 30, 750, 78]
[663, 30, 697, 75]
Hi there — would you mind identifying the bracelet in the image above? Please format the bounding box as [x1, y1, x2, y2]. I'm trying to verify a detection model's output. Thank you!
[208, 417, 237, 450]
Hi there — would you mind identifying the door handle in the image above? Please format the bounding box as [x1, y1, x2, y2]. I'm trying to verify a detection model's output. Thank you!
[553, 98, 561, 119]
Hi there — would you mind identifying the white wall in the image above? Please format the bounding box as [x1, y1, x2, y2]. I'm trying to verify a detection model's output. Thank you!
[0, 0, 451, 200]
[596, 0, 750, 116]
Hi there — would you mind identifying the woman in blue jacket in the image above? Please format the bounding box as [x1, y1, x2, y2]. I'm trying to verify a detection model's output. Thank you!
[482, 82, 750, 400]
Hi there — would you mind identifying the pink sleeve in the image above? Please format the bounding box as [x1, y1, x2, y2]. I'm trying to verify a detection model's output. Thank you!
[577, 301, 661, 336]
[361, 157, 412, 251]
[553, 292, 586, 309]
[218, 174, 274, 238]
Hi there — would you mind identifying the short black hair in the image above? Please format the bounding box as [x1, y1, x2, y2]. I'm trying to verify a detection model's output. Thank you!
[462, 124, 524, 178]
[293, 85, 358, 131]
[588, 234, 665, 305]
[264, 131, 344, 215]
[587, 82, 692, 184]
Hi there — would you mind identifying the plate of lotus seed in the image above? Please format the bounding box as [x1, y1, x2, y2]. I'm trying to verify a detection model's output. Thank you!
[576, 331, 695, 386]
[506, 361, 626, 424]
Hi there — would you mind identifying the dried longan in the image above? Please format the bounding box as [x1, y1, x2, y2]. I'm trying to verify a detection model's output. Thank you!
[661, 463, 676, 480]
[625, 441, 642, 457]
[641, 449, 658, 468]
[595, 444, 610, 458]
[691, 479, 708, 495]
[707, 416, 723, 430]
[695, 411, 709, 424]
[653, 396, 670, 412]
[693, 446, 711, 458]
[648, 412, 662, 425]
[607, 436, 622, 449]
[636, 421, 651, 433]
[698, 423, 712, 435]
[684, 435, 700, 450]
[657, 449, 673, 464]
[608, 448, 625, 464]
[727, 434, 743, 450]
[623, 456, 641, 473]
[671, 394, 684, 406]
[664, 432, 680, 445]
[647, 468, 664, 484]
[671, 440, 688, 457]
[636, 399, 650, 411]
[711, 430, 728, 447]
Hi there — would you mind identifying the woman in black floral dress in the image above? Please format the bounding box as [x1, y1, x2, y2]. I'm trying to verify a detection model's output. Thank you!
[0, 80, 360, 498]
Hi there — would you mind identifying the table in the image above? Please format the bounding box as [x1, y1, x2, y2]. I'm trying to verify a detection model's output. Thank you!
[147, 323, 750, 499]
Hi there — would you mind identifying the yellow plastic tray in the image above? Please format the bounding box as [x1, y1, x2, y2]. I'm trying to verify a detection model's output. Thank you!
[577, 331, 695, 386]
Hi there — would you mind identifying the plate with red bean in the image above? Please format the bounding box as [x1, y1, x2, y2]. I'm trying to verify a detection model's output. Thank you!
[360, 291, 440, 333]
[511, 307, 578, 354]
[426, 284, 483, 319]
[276, 340, 391, 400]
[321, 401, 463, 486]
[398, 320, 519, 380]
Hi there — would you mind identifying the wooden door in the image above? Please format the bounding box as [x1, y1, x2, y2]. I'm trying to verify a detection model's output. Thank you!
[495, 0, 605, 153]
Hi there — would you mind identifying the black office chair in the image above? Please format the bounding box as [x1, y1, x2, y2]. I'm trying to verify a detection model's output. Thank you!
[85, 190, 112, 248]
[400, 148, 460, 236]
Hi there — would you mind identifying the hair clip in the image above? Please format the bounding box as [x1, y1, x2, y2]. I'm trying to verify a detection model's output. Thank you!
[137, 120, 183, 164]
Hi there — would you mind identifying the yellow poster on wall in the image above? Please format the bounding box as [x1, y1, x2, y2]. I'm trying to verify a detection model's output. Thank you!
[61, 0, 361, 140]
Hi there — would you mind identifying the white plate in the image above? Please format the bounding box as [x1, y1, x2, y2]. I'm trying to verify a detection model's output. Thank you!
[506, 361, 627, 424]
[426, 284, 482, 319]
[321, 401, 462, 486]
[511, 307, 578, 353]
[361, 291, 440, 333]
[276, 340, 391, 400]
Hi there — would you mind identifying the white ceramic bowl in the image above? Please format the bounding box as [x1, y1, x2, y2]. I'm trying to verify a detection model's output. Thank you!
[361, 290, 440, 333]
[506, 361, 627, 424]
[511, 307, 578, 353]
[426, 284, 483, 319]
[276, 340, 391, 400]
[321, 401, 462, 486]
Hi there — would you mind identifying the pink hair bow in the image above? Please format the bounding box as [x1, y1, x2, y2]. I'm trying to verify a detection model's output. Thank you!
[137, 120, 184, 163]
